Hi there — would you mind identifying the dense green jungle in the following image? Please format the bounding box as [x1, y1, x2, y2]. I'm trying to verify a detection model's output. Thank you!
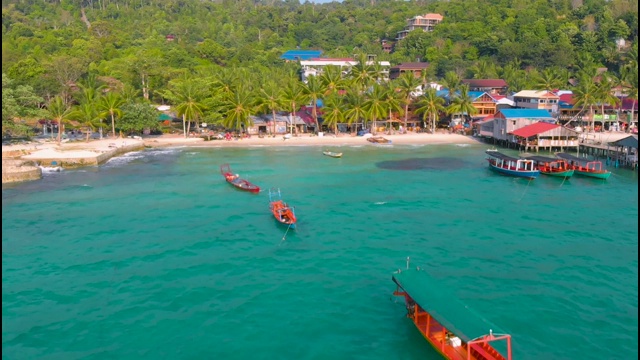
[2, 0, 638, 138]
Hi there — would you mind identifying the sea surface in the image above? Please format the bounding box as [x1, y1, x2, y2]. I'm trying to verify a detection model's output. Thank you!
[2, 143, 638, 360]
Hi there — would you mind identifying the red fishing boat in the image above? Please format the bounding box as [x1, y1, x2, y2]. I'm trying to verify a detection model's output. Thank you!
[268, 188, 297, 228]
[555, 152, 611, 179]
[393, 261, 513, 360]
[220, 164, 260, 193]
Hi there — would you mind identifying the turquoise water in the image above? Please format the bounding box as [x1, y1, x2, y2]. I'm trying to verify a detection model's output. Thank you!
[3, 143, 638, 360]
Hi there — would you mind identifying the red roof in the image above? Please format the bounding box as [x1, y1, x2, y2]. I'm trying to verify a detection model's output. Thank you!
[559, 94, 573, 103]
[510, 122, 559, 138]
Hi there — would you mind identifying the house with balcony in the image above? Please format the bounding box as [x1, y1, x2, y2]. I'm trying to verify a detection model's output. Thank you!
[477, 109, 557, 145]
[461, 79, 508, 95]
[299, 56, 390, 83]
[396, 13, 443, 41]
[512, 90, 559, 114]
[389, 62, 429, 80]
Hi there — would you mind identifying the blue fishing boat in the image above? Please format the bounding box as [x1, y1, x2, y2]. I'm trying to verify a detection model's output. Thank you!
[485, 149, 539, 179]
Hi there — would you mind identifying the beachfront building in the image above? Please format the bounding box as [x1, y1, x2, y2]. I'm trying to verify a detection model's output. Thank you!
[461, 79, 508, 95]
[512, 90, 560, 115]
[509, 121, 580, 152]
[477, 109, 557, 146]
[388, 62, 429, 80]
[396, 13, 443, 40]
[248, 113, 311, 135]
[299, 57, 391, 83]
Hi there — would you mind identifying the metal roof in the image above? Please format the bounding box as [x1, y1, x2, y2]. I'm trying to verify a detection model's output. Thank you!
[498, 109, 554, 119]
[461, 79, 508, 88]
[510, 122, 560, 138]
[280, 50, 323, 61]
[522, 155, 562, 163]
[486, 150, 519, 162]
[392, 268, 506, 343]
[609, 135, 638, 149]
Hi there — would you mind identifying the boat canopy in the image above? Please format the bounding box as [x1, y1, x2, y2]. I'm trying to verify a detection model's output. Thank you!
[523, 155, 561, 163]
[555, 152, 589, 163]
[485, 150, 519, 162]
[392, 269, 507, 343]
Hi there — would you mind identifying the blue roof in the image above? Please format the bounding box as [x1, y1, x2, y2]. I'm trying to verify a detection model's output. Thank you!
[499, 109, 553, 119]
[280, 50, 323, 61]
[467, 91, 486, 100]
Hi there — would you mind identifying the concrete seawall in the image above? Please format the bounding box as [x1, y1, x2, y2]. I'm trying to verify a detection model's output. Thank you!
[2, 159, 42, 184]
[2, 139, 145, 184]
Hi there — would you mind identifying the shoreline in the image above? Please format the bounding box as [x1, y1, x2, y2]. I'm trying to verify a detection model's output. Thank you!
[141, 132, 482, 148]
[3, 131, 632, 184]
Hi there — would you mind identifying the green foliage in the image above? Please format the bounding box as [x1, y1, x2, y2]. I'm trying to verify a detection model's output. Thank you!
[118, 103, 161, 134]
[0, 0, 637, 112]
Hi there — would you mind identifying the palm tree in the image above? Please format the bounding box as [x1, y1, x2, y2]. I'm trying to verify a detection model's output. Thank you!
[302, 76, 327, 134]
[596, 73, 620, 130]
[363, 84, 389, 135]
[47, 96, 73, 144]
[222, 85, 254, 134]
[281, 80, 308, 135]
[98, 92, 125, 138]
[255, 81, 285, 135]
[348, 53, 374, 91]
[535, 69, 563, 92]
[414, 88, 445, 133]
[319, 65, 345, 96]
[382, 83, 404, 134]
[446, 85, 478, 123]
[322, 94, 346, 135]
[441, 71, 461, 105]
[343, 86, 368, 135]
[163, 77, 208, 138]
[69, 103, 101, 142]
[571, 74, 599, 131]
[625, 72, 638, 131]
[395, 72, 422, 131]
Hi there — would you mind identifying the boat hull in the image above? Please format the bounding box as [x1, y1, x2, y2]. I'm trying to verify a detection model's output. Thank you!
[227, 179, 260, 193]
[323, 151, 342, 158]
[574, 170, 611, 179]
[488, 163, 539, 179]
[541, 169, 574, 178]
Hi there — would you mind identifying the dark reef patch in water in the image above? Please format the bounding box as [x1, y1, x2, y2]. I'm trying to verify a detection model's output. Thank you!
[377, 157, 466, 170]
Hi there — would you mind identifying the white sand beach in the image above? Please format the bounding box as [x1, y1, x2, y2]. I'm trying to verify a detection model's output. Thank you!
[142, 132, 482, 148]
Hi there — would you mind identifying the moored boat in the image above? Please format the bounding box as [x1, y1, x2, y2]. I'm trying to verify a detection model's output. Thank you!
[268, 188, 297, 228]
[367, 136, 392, 144]
[323, 150, 343, 158]
[520, 155, 574, 179]
[220, 164, 260, 193]
[555, 153, 611, 179]
[392, 265, 512, 360]
[485, 149, 539, 179]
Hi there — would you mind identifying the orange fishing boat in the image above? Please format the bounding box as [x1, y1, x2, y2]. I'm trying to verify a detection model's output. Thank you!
[392, 262, 512, 360]
[268, 188, 297, 228]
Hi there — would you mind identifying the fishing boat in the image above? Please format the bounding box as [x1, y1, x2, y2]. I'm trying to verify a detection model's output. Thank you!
[520, 155, 574, 179]
[393, 263, 513, 360]
[555, 153, 611, 179]
[220, 164, 260, 193]
[323, 150, 343, 158]
[367, 136, 392, 144]
[485, 149, 539, 179]
[268, 188, 297, 228]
